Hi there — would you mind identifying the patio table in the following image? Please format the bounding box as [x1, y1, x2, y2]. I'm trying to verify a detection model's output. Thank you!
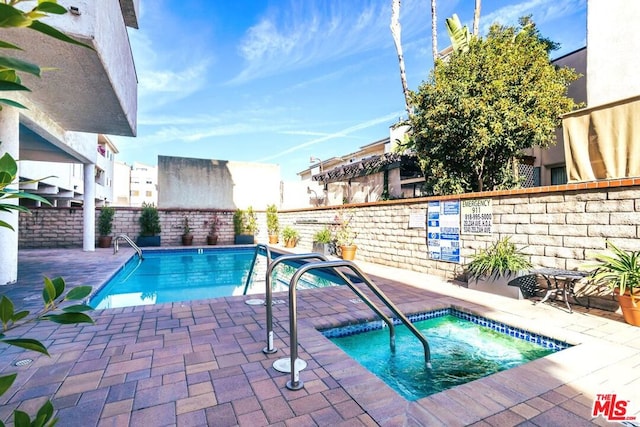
[531, 268, 588, 313]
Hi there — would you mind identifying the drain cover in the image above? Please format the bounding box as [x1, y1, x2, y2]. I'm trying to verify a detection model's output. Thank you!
[245, 299, 265, 306]
[273, 357, 307, 373]
[14, 358, 33, 367]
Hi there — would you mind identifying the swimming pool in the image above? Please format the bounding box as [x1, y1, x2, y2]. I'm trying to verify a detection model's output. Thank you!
[322, 308, 570, 401]
[89, 247, 345, 309]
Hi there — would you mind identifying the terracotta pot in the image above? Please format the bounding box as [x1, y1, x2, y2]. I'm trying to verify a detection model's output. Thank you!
[284, 238, 296, 248]
[268, 234, 279, 244]
[340, 245, 357, 261]
[98, 235, 112, 248]
[182, 234, 194, 246]
[617, 291, 640, 326]
[207, 235, 218, 245]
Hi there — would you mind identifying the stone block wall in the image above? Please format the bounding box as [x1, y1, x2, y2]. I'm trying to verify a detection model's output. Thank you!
[18, 179, 640, 282]
[278, 180, 640, 279]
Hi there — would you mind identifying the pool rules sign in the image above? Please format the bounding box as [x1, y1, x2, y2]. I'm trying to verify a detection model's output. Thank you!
[427, 200, 461, 263]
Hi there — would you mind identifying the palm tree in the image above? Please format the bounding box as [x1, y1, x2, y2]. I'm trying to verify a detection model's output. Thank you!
[473, 0, 481, 36]
[390, 0, 411, 118]
[431, 0, 438, 63]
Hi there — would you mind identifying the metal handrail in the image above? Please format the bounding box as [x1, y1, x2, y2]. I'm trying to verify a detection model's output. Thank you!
[242, 244, 273, 296]
[260, 253, 397, 355]
[285, 259, 432, 391]
[113, 234, 143, 259]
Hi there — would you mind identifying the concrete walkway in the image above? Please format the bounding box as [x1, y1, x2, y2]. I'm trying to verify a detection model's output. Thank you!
[0, 248, 639, 426]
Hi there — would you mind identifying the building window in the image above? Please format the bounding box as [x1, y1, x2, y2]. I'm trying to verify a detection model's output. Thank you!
[551, 166, 567, 185]
[145, 191, 152, 197]
[131, 190, 139, 196]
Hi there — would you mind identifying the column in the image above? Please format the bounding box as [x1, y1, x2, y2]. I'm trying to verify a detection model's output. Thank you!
[83, 163, 95, 251]
[0, 106, 20, 285]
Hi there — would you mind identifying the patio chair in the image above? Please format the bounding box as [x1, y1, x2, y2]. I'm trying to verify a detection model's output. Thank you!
[507, 274, 541, 299]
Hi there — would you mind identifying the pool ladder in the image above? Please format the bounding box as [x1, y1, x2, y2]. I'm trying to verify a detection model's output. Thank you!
[243, 246, 432, 391]
[113, 234, 143, 260]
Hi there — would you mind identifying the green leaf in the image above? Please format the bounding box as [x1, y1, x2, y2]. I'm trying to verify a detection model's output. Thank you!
[0, 372, 17, 396]
[0, 153, 18, 177]
[0, 98, 27, 109]
[0, 4, 32, 28]
[12, 310, 29, 322]
[41, 312, 94, 325]
[50, 277, 65, 299]
[64, 286, 92, 301]
[28, 20, 93, 50]
[0, 57, 41, 77]
[32, 400, 56, 427]
[0, 40, 22, 49]
[62, 304, 93, 313]
[1, 338, 50, 355]
[13, 410, 30, 427]
[0, 80, 30, 92]
[0, 296, 15, 325]
[42, 277, 56, 305]
[35, 2, 68, 15]
[0, 219, 14, 230]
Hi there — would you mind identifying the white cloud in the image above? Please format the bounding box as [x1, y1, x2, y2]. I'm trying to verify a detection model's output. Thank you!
[257, 111, 404, 161]
[229, 0, 427, 84]
[480, 0, 586, 33]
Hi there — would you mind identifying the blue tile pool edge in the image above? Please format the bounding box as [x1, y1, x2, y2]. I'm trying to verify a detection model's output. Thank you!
[320, 307, 572, 351]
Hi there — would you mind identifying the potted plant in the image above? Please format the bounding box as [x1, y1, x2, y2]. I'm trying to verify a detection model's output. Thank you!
[234, 207, 257, 244]
[588, 241, 640, 326]
[266, 204, 279, 244]
[312, 226, 334, 256]
[466, 236, 532, 299]
[181, 216, 194, 246]
[282, 225, 299, 248]
[207, 213, 220, 245]
[97, 206, 115, 248]
[334, 209, 358, 260]
[137, 202, 161, 247]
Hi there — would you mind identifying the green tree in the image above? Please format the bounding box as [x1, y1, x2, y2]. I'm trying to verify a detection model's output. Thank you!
[408, 16, 581, 195]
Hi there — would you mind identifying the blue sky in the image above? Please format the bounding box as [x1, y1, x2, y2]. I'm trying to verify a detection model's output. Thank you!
[111, 0, 587, 181]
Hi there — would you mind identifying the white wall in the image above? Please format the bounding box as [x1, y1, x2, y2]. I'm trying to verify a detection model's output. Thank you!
[587, 0, 640, 106]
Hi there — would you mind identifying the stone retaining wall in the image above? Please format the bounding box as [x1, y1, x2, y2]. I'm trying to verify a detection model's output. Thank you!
[18, 179, 640, 281]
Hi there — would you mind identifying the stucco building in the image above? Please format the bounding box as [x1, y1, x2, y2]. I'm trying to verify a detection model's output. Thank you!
[0, 1, 139, 284]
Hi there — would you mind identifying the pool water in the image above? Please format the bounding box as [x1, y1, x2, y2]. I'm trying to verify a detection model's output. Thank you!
[324, 310, 568, 401]
[89, 248, 344, 309]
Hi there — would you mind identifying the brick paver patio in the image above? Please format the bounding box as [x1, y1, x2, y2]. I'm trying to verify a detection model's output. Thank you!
[1, 248, 639, 426]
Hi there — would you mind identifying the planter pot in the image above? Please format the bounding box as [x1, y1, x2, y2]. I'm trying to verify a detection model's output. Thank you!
[207, 235, 218, 245]
[234, 234, 255, 245]
[268, 234, 279, 244]
[617, 291, 640, 326]
[182, 234, 194, 246]
[340, 245, 357, 261]
[284, 238, 297, 248]
[467, 272, 525, 299]
[312, 242, 333, 256]
[97, 235, 112, 248]
[136, 235, 161, 247]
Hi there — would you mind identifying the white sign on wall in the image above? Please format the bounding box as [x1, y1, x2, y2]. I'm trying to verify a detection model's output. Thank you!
[427, 200, 461, 263]
[461, 199, 493, 235]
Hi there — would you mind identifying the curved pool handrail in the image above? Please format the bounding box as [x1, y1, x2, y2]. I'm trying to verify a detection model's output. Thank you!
[242, 244, 273, 296]
[261, 253, 397, 356]
[286, 259, 432, 391]
[113, 234, 143, 260]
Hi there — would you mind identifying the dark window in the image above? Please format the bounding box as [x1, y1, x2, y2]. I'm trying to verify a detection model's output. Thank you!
[551, 166, 567, 185]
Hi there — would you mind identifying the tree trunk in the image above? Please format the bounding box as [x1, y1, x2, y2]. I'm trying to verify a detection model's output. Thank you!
[431, 0, 438, 63]
[390, 0, 412, 118]
[473, 0, 481, 36]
